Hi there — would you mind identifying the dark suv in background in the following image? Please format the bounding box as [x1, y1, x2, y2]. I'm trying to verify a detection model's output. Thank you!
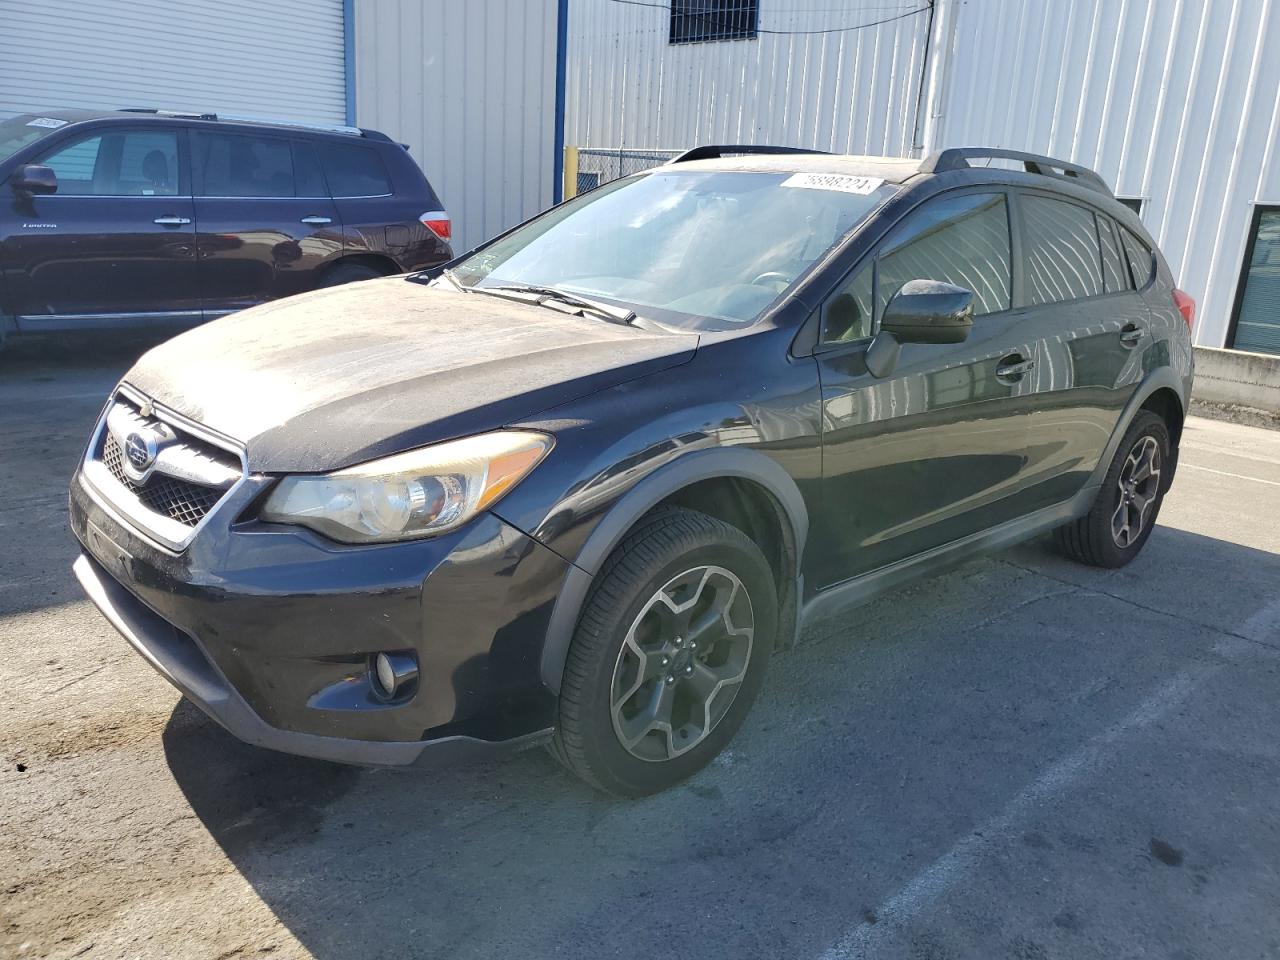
[0, 108, 451, 348]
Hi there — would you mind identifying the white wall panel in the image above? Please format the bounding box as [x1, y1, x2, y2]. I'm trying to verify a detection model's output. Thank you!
[565, 1, 931, 156]
[927, 0, 1280, 348]
[0, 0, 347, 123]
[354, 0, 559, 252]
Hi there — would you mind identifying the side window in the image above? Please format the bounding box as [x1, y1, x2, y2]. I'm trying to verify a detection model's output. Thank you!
[116, 131, 179, 196]
[1021, 194, 1104, 304]
[39, 130, 179, 196]
[194, 132, 295, 197]
[876, 192, 1012, 318]
[292, 141, 327, 197]
[821, 264, 873, 344]
[319, 142, 392, 197]
[41, 135, 103, 194]
[1098, 214, 1130, 292]
[1120, 227, 1154, 288]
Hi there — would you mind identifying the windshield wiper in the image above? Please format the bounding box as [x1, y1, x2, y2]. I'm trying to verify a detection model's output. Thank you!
[437, 267, 468, 291]
[480, 283, 637, 325]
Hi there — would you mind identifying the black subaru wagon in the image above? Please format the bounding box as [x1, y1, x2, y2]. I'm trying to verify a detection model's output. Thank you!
[0, 109, 451, 351]
[70, 145, 1194, 796]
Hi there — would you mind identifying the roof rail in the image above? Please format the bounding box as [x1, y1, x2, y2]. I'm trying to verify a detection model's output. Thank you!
[921, 147, 1113, 197]
[117, 107, 364, 137]
[119, 107, 216, 121]
[670, 144, 829, 164]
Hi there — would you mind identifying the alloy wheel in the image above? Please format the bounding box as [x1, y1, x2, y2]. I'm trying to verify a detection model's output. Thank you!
[609, 565, 755, 762]
[1111, 435, 1161, 548]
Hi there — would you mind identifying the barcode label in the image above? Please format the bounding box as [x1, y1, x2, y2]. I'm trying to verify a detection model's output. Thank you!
[781, 173, 884, 195]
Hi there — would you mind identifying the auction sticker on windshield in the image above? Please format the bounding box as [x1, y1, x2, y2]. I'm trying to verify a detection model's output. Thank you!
[781, 172, 884, 195]
[26, 117, 68, 129]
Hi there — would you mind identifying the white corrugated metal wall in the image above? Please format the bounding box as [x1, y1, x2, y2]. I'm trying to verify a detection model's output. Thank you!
[564, 0, 1280, 350]
[927, 0, 1280, 350]
[0, 0, 347, 123]
[352, 0, 560, 252]
[565, 1, 930, 156]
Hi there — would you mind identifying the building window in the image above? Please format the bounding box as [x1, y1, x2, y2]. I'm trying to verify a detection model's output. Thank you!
[1116, 197, 1144, 216]
[1231, 207, 1280, 356]
[669, 0, 759, 44]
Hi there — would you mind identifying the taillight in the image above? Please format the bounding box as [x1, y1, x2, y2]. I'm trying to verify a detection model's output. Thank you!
[420, 210, 451, 242]
[1172, 288, 1195, 331]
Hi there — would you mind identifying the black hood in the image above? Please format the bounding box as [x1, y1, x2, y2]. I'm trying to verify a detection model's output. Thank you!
[125, 278, 697, 472]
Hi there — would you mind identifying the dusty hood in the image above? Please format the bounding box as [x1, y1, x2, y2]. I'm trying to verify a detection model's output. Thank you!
[126, 277, 697, 472]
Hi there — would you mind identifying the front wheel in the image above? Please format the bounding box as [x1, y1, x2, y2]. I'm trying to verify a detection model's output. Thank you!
[550, 507, 776, 796]
[1053, 410, 1171, 568]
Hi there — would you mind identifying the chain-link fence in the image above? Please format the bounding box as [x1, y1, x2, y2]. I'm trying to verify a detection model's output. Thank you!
[565, 147, 680, 198]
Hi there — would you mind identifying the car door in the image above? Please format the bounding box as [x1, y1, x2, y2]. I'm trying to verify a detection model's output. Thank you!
[5, 125, 198, 330]
[190, 130, 342, 318]
[811, 189, 1042, 587]
[1012, 191, 1152, 509]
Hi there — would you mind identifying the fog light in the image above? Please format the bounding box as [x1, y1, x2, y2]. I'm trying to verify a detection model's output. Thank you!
[372, 651, 418, 700]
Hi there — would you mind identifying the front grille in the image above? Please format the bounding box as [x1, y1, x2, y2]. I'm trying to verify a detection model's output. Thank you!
[103, 433, 225, 527]
[88, 391, 244, 538]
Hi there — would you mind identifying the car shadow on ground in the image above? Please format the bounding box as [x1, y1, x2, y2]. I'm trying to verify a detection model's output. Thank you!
[163, 524, 1280, 960]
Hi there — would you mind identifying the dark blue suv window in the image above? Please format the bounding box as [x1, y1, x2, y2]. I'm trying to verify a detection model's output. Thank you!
[194, 131, 295, 198]
[320, 142, 392, 198]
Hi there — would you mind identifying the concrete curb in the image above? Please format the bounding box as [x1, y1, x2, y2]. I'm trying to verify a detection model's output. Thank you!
[1191, 346, 1280, 414]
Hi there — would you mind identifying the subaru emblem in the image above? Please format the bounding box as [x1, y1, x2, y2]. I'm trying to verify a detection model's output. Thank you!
[124, 429, 158, 474]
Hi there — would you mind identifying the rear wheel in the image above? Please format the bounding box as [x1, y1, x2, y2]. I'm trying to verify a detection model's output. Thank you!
[550, 508, 776, 796]
[1053, 410, 1170, 568]
[319, 262, 384, 287]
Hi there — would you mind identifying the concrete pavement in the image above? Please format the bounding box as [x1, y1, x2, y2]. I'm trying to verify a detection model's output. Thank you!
[2, 346, 1278, 960]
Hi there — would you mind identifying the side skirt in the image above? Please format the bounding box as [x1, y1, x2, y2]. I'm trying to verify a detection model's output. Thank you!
[798, 483, 1098, 630]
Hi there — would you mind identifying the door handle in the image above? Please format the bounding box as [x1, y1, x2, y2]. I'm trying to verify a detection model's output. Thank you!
[995, 356, 1036, 381]
[153, 216, 191, 226]
[300, 215, 333, 225]
[1119, 323, 1144, 347]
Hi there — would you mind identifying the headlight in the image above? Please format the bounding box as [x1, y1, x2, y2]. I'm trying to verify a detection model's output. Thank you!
[260, 430, 553, 543]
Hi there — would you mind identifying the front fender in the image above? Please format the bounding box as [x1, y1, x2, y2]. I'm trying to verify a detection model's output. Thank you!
[525, 446, 809, 693]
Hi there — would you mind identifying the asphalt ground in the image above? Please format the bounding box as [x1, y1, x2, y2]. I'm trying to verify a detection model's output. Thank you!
[2, 338, 1278, 960]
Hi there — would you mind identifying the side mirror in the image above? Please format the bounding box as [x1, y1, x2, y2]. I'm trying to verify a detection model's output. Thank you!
[11, 164, 57, 196]
[865, 279, 975, 377]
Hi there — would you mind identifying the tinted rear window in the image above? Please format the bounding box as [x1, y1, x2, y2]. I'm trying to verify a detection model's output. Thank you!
[1120, 227, 1154, 287]
[1021, 194, 1105, 304]
[1098, 215, 1129, 292]
[194, 131, 295, 197]
[319, 143, 392, 197]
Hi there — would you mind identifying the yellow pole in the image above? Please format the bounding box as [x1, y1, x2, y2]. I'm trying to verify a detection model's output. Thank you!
[563, 146, 579, 200]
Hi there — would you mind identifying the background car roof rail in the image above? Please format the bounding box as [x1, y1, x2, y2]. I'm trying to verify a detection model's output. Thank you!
[119, 107, 217, 121]
[921, 147, 1113, 196]
[118, 107, 366, 137]
[669, 144, 830, 164]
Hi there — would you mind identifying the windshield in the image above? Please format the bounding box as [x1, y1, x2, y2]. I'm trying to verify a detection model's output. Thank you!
[450, 169, 898, 330]
[0, 115, 69, 165]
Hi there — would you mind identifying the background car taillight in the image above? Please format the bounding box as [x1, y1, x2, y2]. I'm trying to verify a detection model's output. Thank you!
[1172, 288, 1196, 331]
[420, 210, 451, 242]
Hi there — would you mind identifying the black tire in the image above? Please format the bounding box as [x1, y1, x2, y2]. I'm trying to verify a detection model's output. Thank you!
[1053, 410, 1171, 568]
[319, 262, 384, 287]
[550, 507, 777, 797]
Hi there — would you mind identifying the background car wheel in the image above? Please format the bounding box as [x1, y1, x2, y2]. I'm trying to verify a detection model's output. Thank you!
[550, 507, 777, 797]
[319, 262, 384, 287]
[1053, 410, 1171, 568]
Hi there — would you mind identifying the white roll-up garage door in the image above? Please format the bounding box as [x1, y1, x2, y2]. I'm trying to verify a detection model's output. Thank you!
[0, 0, 347, 123]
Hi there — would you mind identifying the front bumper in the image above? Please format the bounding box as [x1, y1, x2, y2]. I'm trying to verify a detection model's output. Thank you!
[70, 469, 569, 766]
